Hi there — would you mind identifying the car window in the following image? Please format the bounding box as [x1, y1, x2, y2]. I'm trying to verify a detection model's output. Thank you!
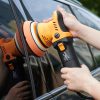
[73, 39, 94, 70]
[71, 6, 100, 30]
[90, 46, 100, 67]
[21, 0, 72, 21]
[0, 0, 17, 33]
[71, 6, 100, 69]
[0, 0, 18, 98]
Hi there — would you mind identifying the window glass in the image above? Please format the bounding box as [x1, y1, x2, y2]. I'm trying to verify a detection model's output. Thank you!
[0, 0, 18, 98]
[22, 0, 71, 21]
[71, 6, 100, 68]
[0, 0, 16, 34]
[71, 6, 100, 30]
[22, 0, 61, 21]
[73, 39, 94, 70]
[90, 46, 100, 67]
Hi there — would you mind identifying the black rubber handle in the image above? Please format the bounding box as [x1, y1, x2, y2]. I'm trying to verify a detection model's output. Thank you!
[57, 11, 69, 32]
[54, 38, 80, 68]
[56, 11, 80, 67]
[59, 44, 80, 67]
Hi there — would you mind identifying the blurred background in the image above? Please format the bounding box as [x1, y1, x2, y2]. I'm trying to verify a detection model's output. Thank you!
[79, 0, 100, 17]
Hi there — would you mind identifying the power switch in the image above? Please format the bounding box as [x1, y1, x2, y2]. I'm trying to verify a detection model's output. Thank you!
[58, 43, 65, 51]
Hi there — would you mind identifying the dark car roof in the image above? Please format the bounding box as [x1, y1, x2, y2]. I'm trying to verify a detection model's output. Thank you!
[56, 0, 82, 6]
[65, 0, 82, 5]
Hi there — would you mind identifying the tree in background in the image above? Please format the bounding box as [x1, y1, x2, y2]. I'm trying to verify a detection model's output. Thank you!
[79, 0, 100, 16]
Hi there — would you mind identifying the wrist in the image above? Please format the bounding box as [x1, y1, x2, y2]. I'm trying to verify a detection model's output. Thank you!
[83, 77, 99, 95]
[75, 23, 85, 38]
[70, 22, 84, 38]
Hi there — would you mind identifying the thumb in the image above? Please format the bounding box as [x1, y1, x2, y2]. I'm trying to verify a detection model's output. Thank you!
[57, 5, 66, 18]
[81, 64, 89, 70]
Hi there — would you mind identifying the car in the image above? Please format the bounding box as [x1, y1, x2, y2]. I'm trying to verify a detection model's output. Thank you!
[0, 0, 100, 100]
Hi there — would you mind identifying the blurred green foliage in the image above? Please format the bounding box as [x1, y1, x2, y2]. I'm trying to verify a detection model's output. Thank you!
[79, 0, 100, 16]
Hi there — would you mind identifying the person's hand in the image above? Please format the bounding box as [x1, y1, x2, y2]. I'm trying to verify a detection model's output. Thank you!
[5, 81, 32, 100]
[43, 6, 83, 37]
[57, 6, 82, 37]
[61, 64, 95, 92]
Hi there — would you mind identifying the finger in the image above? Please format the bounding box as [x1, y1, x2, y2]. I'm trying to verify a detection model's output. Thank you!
[81, 64, 88, 69]
[14, 81, 29, 88]
[64, 80, 70, 85]
[43, 17, 52, 23]
[57, 6, 73, 19]
[18, 85, 31, 92]
[19, 91, 32, 97]
[57, 5, 67, 17]
[61, 74, 68, 79]
[81, 64, 90, 72]
[23, 96, 32, 100]
[61, 68, 71, 74]
[68, 14, 76, 19]
[61, 73, 70, 80]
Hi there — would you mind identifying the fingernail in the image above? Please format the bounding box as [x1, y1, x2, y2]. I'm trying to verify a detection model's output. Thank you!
[60, 68, 63, 73]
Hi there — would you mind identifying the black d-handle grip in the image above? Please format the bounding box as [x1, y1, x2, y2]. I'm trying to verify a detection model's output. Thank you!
[57, 11, 69, 32]
[54, 38, 80, 68]
[56, 11, 80, 67]
[59, 42, 80, 67]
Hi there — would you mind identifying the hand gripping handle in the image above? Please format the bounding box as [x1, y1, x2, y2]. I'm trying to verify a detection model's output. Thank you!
[55, 11, 80, 68]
